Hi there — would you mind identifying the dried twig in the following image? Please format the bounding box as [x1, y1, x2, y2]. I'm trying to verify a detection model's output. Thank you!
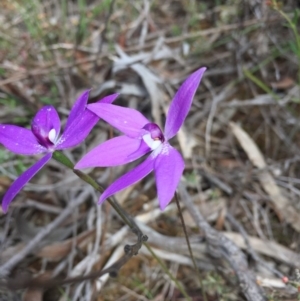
[2, 228, 147, 291]
[226, 212, 284, 278]
[179, 184, 266, 301]
[0, 190, 92, 277]
[230, 121, 300, 232]
[125, 16, 282, 52]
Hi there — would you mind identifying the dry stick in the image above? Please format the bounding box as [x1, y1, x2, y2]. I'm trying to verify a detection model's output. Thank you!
[4, 232, 147, 291]
[226, 212, 284, 279]
[144, 243, 192, 301]
[174, 192, 208, 301]
[125, 16, 283, 52]
[178, 184, 266, 301]
[0, 55, 106, 86]
[0, 190, 91, 277]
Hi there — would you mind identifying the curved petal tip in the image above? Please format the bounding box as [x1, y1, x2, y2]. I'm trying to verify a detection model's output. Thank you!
[164, 67, 206, 140]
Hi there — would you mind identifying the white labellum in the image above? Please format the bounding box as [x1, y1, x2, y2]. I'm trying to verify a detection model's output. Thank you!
[48, 129, 56, 143]
[142, 133, 161, 150]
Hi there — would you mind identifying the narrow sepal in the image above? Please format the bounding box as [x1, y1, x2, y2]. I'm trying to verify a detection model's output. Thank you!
[56, 94, 119, 150]
[164, 67, 206, 140]
[1, 153, 52, 213]
[75, 135, 148, 168]
[64, 90, 90, 132]
[0, 125, 46, 155]
[99, 155, 154, 203]
[88, 103, 150, 138]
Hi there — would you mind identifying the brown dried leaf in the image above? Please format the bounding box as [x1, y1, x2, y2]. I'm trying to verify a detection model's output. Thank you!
[22, 288, 43, 301]
[36, 229, 95, 261]
[217, 158, 242, 169]
[270, 77, 295, 90]
[21, 272, 52, 301]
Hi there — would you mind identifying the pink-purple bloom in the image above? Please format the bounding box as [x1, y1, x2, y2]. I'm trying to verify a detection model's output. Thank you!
[0, 91, 118, 212]
[75, 68, 206, 210]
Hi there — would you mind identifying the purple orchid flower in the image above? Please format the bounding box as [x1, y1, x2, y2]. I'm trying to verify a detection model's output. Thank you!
[0, 91, 119, 212]
[75, 68, 206, 210]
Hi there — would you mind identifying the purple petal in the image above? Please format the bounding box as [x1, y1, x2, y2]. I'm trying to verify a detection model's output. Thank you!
[126, 139, 151, 161]
[31, 106, 61, 147]
[56, 94, 119, 150]
[99, 155, 154, 204]
[164, 67, 206, 140]
[1, 153, 52, 213]
[154, 144, 184, 210]
[88, 103, 150, 138]
[64, 90, 90, 132]
[97, 94, 120, 104]
[75, 135, 149, 168]
[0, 125, 46, 155]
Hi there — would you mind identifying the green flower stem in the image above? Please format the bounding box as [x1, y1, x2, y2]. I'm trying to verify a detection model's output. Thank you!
[52, 151, 74, 169]
[52, 151, 134, 228]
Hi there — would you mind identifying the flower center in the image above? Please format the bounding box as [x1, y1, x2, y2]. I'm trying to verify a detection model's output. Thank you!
[31, 121, 57, 149]
[142, 123, 164, 150]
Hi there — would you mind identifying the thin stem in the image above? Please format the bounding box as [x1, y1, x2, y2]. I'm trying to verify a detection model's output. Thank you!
[52, 151, 135, 229]
[144, 243, 192, 301]
[53, 151, 192, 298]
[175, 192, 207, 301]
[74, 169, 134, 228]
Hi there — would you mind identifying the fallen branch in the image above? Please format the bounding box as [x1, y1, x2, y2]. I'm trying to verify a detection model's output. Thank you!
[179, 184, 266, 301]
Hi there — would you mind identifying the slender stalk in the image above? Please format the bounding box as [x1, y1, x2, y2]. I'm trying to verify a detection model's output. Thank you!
[74, 169, 134, 228]
[175, 192, 207, 301]
[52, 151, 135, 229]
[53, 151, 192, 298]
[144, 243, 192, 301]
